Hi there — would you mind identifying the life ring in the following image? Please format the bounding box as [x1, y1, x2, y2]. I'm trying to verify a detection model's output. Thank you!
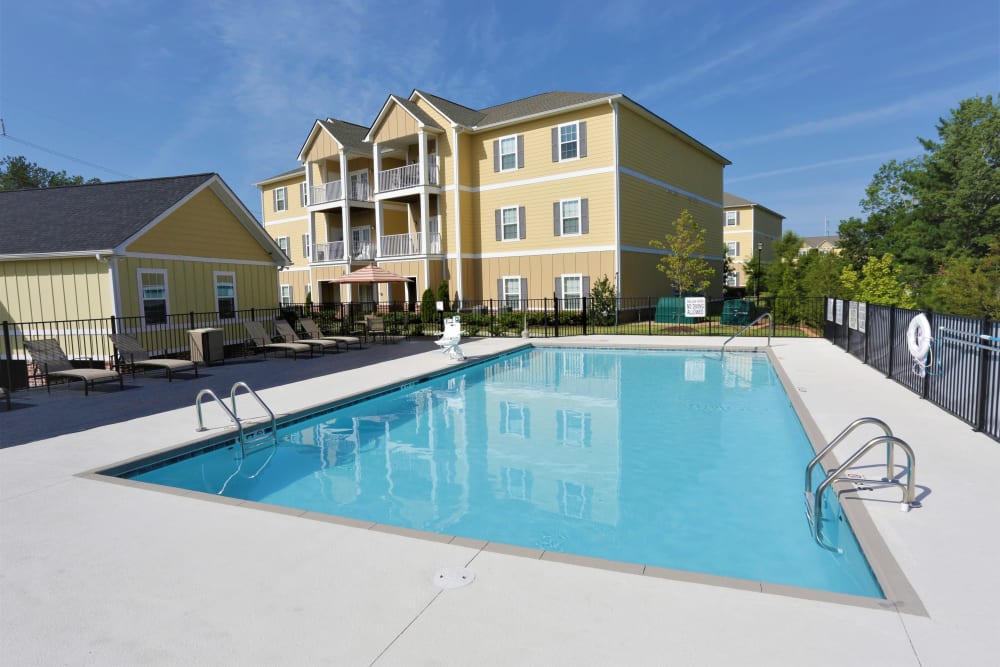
[906, 313, 932, 359]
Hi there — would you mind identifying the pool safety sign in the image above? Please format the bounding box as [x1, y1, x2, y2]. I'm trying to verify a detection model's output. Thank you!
[684, 297, 706, 318]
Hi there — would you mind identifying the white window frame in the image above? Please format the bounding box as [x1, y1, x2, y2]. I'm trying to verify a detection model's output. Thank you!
[559, 480, 587, 518]
[279, 284, 292, 306]
[299, 182, 308, 207]
[560, 199, 581, 236]
[726, 241, 739, 257]
[301, 233, 311, 260]
[273, 186, 287, 212]
[726, 210, 739, 226]
[503, 467, 529, 500]
[558, 122, 579, 161]
[501, 206, 520, 241]
[276, 236, 290, 257]
[213, 271, 237, 319]
[137, 268, 169, 325]
[502, 276, 521, 310]
[501, 401, 528, 438]
[499, 134, 518, 171]
[349, 169, 370, 200]
[560, 274, 583, 310]
[725, 272, 739, 287]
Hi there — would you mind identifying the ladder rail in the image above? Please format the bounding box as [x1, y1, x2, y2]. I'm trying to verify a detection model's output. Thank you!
[195, 388, 246, 448]
[230, 381, 278, 453]
[804, 417, 894, 495]
[721, 312, 772, 357]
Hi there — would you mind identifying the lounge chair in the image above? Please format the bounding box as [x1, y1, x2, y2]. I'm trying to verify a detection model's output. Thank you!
[273, 320, 340, 355]
[435, 316, 467, 360]
[364, 315, 390, 344]
[109, 333, 198, 381]
[23, 338, 124, 395]
[299, 318, 365, 350]
[244, 321, 313, 359]
[1, 386, 9, 411]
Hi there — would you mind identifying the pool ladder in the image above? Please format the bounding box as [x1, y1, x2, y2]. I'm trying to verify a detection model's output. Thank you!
[720, 312, 772, 357]
[804, 417, 919, 552]
[195, 381, 277, 457]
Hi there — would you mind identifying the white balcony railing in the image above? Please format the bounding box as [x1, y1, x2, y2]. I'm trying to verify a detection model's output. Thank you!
[351, 243, 375, 261]
[309, 179, 371, 206]
[313, 241, 345, 262]
[379, 232, 442, 257]
[378, 156, 438, 193]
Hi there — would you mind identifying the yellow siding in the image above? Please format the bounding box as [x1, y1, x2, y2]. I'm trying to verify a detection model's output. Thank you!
[116, 257, 279, 318]
[127, 188, 274, 262]
[303, 129, 339, 162]
[618, 105, 724, 203]
[476, 251, 615, 300]
[618, 250, 723, 300]
[371, 105, 419, 143]
[473, 105, 614, 188]
[618, 175, 723, 254]
[413, 100, 455, 192]
[261, 174, 307, 221]
[0, 257, 110, 322]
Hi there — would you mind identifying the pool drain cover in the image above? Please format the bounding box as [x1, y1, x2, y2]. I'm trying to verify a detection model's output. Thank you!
[433, 567, 475, 589]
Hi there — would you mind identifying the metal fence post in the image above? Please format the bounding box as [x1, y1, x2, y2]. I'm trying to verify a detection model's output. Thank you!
[2, 321, 13, 408]
[648, 296, 652, 335]
[922, 310, 933, 399]
[974, 315, 992, 432]
[554, 294, 560, 338]
[886, 306, 896, 379]
[582, 296, 588, 336]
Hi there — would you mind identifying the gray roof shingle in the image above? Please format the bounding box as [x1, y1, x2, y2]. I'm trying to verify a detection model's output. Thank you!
[0, 174, 216, 255]
[475, 91, 616, 127]
[318, 119, 370, 153]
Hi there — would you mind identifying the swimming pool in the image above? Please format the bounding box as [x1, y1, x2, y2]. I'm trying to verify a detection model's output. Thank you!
[118, 347, 882, 598]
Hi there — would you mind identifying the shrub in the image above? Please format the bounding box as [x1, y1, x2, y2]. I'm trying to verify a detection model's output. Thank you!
[420, 288, 437, 323]
[436, 281, 450, 311]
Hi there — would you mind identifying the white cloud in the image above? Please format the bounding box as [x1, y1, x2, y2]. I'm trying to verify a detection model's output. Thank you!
[727, 148, 917, 184]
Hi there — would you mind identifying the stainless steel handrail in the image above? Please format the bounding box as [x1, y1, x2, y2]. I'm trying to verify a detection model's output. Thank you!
[804, 417, 894, 496]
[720, 312, 772, 357]
[810, 436, 919, 550]
[230, 381, 277, 454]
[195, 388, 245, 448]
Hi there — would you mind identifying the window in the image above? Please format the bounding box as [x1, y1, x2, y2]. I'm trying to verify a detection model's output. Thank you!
[138, 269, 168, 325]
[553, 198, 588, 236]
[556, 409, 592, 448]
[558, 480, 589, 519]
[561, 199, 580, 235]
[273, 186, 287, 212]
[501, 276, 522, 310]
[500, 401, 529, 438]
[280, 284, 292, 306]
[502, 467, 531, 500]
[559, 274, 583, 310]
[214, 271, 236, 319]
[559, 123, 578, 160]
[501, 206, 519, 241]
[276, 236, 290, 258]
[726, 210, 739, 226]
[500, 135, 517, 170]
[301, 233, 311, 260]
[725, 272, 739, 287]
[726, 241, 740, 257]
[299, 182, 308, 207]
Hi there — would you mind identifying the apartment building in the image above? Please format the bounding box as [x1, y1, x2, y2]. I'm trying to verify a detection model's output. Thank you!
[722, 193, 784, 289]
[256, 90, 730, 307]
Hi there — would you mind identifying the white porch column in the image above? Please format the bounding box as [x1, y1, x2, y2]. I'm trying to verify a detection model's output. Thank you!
[374, 199, 384, 260]
[418, 131, 428, 185]
[308, 210, 317, 264]
[451, 128, 463, 305]
[303, 161, 312, 205]
[340, 149, 352, 263]
[420, 192, 430, 289]
[339, 150, 349, 200]
[373, 141, 381, 194]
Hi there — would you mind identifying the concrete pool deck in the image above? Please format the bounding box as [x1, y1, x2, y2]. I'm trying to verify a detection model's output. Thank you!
[1, 336, 997, 665]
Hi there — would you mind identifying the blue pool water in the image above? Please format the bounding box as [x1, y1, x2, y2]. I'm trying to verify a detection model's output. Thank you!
[125, 348, 882, 598]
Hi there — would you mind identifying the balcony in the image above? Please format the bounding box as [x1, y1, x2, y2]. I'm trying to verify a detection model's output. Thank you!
[309, 179, 371, 207]
[380, 232, 442, 257]
[313, 241, 344, 262]
[377, 156, 438, 193]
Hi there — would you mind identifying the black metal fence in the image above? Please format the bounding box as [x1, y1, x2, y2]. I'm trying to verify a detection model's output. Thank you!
[1, 296, 826, 395]
[823, 298, 999, 442]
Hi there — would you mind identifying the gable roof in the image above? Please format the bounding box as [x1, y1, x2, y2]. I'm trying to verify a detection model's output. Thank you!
[0, 174, 287, 263]
[801, 235, 839, 247]
[365, 94, 445, 142]
[723, 192, 784, 219]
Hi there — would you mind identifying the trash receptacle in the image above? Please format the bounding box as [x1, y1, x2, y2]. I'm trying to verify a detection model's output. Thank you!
[189, 328, 224, 365]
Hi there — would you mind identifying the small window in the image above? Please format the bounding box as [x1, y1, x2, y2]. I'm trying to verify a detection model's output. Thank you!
[500, 135, 517, 171]
[273, 187, 287, 212]
[503, 467, 530, 500]
[561, 275, 583, 309]
[300, 182, 308, 207]
[726, 211, 739, 226]
[726, 241, 740, 257]
[557, 409, 592, 448]
[500, 401, 529, 438]
[276, 236, 290, 257]
[502, 276, 521, 310]
[501, 207, 519, 241]
[561, 199, 580, 236]
[559, 480, 589, 518]
[214, 272, 236, 319]
[559, 123, 578, 160]
[138, 269, 168, 325]
[280, 284, 292, 306]
[725, 272, 739, 287]
[302, 233, 311, 260]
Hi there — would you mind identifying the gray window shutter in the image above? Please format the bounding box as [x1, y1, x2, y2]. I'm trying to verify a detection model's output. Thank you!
[518, 206, 526, 239]
[583, 276, 590, 295]
[581, 198, 589, 235]
[517, 135, 525, 168]
[551, 127, 559, 162]
[520, 278, 528, 305]
[579, 121, 587, 157]
[736, 241, 740, 255]
[553, 202, 561, 236]
[495, 209, 502, 241]
[497, 278, 503, 302]
[554, 277, 562, 299]
[493, 140, 500, 172]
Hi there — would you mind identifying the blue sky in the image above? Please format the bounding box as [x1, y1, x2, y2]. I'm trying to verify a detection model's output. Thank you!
[1, 0, 997, 237]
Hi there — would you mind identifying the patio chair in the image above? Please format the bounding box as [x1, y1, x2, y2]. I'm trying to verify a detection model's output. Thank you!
[23, 338, 124, 395]
[109, 333, 198, 381]
[243, 321, 313, 359]
[364, 315, 390, 344]
[435, 316, 467, 361]
[299, 318, 365, 350]
[273, 320, 340, 355]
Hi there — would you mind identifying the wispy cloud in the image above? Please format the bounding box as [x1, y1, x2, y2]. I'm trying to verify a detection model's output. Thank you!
[727, 148, 917, 184]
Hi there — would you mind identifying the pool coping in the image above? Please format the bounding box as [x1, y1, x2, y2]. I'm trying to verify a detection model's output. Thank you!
[80, 340, 926, 616]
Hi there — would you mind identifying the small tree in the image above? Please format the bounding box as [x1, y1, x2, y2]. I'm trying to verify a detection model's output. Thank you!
[435, 280, 450, 311]
[721, 245, 736, 296]
[420, 288, 437, 323]
[649, 209, 714, 295]
[589, 275, 617, 326]
[841, 253, 916, 308]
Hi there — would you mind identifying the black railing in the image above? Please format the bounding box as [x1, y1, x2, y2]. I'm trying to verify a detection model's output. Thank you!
[823, 298, 999, 442]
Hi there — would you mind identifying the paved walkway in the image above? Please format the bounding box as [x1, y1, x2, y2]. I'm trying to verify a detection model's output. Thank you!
[1, 336, 998, 666]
